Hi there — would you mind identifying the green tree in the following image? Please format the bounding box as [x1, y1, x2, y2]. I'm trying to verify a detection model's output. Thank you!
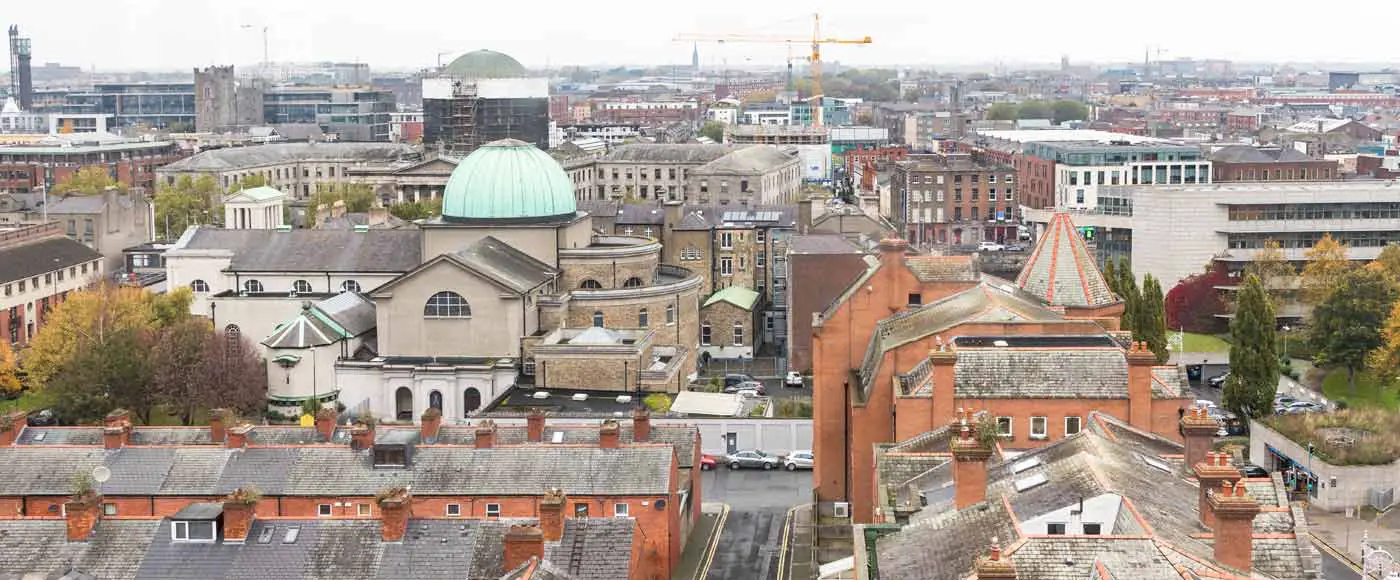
[229, 173, 267, 192]
[388, 198, 442, 221]
[1367, 300, 1400, 384]
[1103, 259, 1119, 296]
[1246, 239, 1295, 307]
[1300, 233, 1351, 306]
[52, 166, 123, 196]
[0, 340, 20, 396]
[1224, 274, 1279, 419]
[1016, 100, 1052, 120]
[1117, 259, 1139, 331]
[154, 175, 219, 240]
[985, 103, 1018, 121]
[307, 183, 375, 227]
[47, 325, 152, 424]
[698, 121, 725, 143]
[1369, 243, 1400, 279]
[1309, 267, 1398, 393]
[24, 284, 157, 389]
[1136, 274, 1169, 363]
[1050, 100, 1090, 124]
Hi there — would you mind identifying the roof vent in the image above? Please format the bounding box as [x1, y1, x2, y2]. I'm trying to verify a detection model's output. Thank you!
[352, 225, 370, 233]
[550, 431, 564, 444]
[1011, 457, 1043, 474]
[257, 526, 276, 544]
[1141, 455, 1173, 473]
[282, 527, 300, 544]
[1013, 473, 1048, 492]
[532, 391, 550, 400]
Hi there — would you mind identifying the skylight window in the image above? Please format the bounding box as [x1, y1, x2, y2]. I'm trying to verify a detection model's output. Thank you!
[1011, 457, 1044, 474]
[1141, 455, 1173, 473]
[1013, 473, 1048, 492]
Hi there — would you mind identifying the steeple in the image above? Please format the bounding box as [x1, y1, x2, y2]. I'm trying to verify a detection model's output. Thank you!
[692, 43, 700, 72]
[1016, 213, 1117, 308]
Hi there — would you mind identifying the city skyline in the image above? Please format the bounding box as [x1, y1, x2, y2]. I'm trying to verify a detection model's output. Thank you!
[6, 0, 1400, 73]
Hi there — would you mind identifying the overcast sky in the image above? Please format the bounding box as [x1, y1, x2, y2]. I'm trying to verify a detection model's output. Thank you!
[7, 0, 1397, 72]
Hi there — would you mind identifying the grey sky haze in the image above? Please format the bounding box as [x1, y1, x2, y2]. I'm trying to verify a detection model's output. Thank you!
[6, 0, 1397, 72]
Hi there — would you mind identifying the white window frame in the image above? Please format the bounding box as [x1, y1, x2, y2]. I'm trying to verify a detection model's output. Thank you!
[357, 504, 371, 517]
[720, 232, 734, 250]
[317, 504, 332, 517]
[447, 503, 462, 517]
[738, 256, 746, 271]
[614, 503, 629, 518]
[732, 323, 743, 346]
[486, 503, 501, 518]
[1064, 416, 1083, 436]
[720, 257, 733, 276]
[665, 304, 676, 325]
[996, 417, 1013, 438]
[171, 520, 217, 543]
[701, 324, 712, 346]
[102, 503, 117, 516]
[1030, 416, 1048, 440]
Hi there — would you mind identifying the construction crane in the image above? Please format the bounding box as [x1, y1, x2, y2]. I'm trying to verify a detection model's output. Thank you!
[676, 13, 870, 127]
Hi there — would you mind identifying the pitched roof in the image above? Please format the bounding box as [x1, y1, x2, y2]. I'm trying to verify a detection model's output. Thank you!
[0, 519, 160, 580]
[953, 347, 1130, 398]
[905, 255, 980, 283]
[433, 423, 698, 468]
[0, 236, 102, 284]
[787, 234, 862, 255]
[262, 292, 376, 349]
[871, 413, 1322, 580]
[175, 227, 423, 273]
[543, 518, 636, 580]
[693, 145, 796, 175]
[450, 236, 559, 293]
[1210, 145, 1315, 163]
[1015, 213, 1117, 308]
[160, 142, 417, 172]
[222, 186, 286, 204]
[703, 285, 759, 310]
[602, 144, 739, 164]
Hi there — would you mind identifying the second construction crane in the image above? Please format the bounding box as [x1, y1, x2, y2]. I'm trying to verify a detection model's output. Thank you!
[676, 13, 871, 128]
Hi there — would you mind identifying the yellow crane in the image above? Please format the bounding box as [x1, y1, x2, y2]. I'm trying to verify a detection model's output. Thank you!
[676, 13, 871, 127]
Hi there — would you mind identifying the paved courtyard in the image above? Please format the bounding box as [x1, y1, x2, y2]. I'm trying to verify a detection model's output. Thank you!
[700, 467, 811, 580]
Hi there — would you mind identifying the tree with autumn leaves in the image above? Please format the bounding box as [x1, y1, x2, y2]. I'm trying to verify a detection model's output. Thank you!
[24, 283, 267, 424]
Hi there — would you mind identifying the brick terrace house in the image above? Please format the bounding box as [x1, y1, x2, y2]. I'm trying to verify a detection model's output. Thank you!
[0, 408, 697, 580]
[0, 222, 103, 346]
[810, 214, 1197, 524]
[859, 411, 1323, 579]
[1209, 145, 1340, 182]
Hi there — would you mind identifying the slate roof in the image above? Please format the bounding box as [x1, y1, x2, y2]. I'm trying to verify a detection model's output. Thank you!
[160, 142, 417, 172]
[543, 518, 636, 580]
[953, 347, 1130, 399]
[176, 227, 422, 273]
[0, 237, 102, 285]
[450, 236, 560, 293]
[904, 255, 980, 283]
[263, 292, 375, 349]
[787, 234, 862, 255]
[670, 204, 797, 231]
[433, 423, 699, 469]
[1015, 213, 1117, 308]
[317, 212, 412, 230]
[692, 145, 796, 175]
[0, 519, 160, 580]
[1210, 145, 1316, 163]
[602, 143, 739, 164]
[872, 412, 1322, 580]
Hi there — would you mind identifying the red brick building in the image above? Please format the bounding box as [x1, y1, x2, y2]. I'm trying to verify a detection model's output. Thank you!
[0, 223, 103, 346]
[1209, 145, 1339, 182]
[811, 215, 1193, 523]
[890, 153, 1018, 246]
[0, 408, 697, 580]
[0, 139, 183, 193]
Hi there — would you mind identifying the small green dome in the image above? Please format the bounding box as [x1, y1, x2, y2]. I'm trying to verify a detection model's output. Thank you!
[444, 49, 527, 79]
[442, 139, 577, 223]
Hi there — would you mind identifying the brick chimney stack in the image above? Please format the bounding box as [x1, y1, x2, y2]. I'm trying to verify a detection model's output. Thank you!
[208, 409, 229, 443]
[950, 408, 994, 509]
[527, 409, 546, 442]
[599, 419, 621, 449]
[503, 525, 545, 573]
[475, 420, 497, 449]
[0, 410, 26, 446]
[975, 541, 1018, 580]
[876, 238, 910, 312]
[1124, 341, 1157, 432]
[102, 409, 131, 449]
[1181, 406, 1219, 476]
[314, 407, 337, 442]
[222, 493, 257, 543]
[377, 487, 411, 542]
[1209, 480, 1261, 573]
[64, 493, 101, 542]
[1194, 451, 1243, 529]
[226, 424, 253, 449]
[539, 488, 566, 541]
[350, 421, 375, 451]
[419, 408, 442, 443]
[928, 339, 958, 426]
[632, 407, 651, 442]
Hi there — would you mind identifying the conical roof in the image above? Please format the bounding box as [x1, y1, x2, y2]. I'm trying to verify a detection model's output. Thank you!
[1015, 213, 1117, 308]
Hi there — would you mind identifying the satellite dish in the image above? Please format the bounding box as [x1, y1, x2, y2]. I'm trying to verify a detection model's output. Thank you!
[91, 466, 111, 484]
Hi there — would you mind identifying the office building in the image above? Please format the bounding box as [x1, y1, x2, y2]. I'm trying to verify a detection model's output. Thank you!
[263, 87, 395, 142]
[0, 134, 182, 192]
[62, 82, 196, 129]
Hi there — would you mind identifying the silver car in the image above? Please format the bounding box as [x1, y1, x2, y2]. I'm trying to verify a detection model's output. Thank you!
[726, 450, 777, 470]
[783, 450, 814, 471]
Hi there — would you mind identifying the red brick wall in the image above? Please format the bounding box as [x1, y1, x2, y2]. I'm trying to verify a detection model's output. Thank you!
[1213, 160, 1338, 182]
[1017, 155, 1056, 209]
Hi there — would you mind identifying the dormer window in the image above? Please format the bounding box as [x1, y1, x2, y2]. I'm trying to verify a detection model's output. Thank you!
[374, 446, 407, 468]
[172, 520, 216, 542]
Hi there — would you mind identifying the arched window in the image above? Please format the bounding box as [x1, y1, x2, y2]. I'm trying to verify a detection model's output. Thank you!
[341, 280, 361, 293]
[424, 291, 471, 318]
[463, 388, 482, 416]
[665, 304, 676, 324]
[190, 279, 209, 293]
[243, 279, 264, 293]
[394, 387, 413, 421]
[592, 311, 604, 327]
[622, 277, 644, 288]
[579, 279, 603, 289]
[429, 390, 443, 411]
[292, 279, 313, 293]
[638, 308, 649, 327]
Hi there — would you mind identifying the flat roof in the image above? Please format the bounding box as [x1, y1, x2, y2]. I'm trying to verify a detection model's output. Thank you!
[974, 129, 1170, 145]
[954, 335, 1119, 349]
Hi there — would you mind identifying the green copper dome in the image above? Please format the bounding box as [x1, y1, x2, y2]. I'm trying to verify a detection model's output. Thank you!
[441, 139, 577, 224]
[444, 49, 527, 79]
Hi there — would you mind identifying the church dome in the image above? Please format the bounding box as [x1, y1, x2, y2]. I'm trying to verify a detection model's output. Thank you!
[441, 139, 577, 223]
[444, 49, 527, 79]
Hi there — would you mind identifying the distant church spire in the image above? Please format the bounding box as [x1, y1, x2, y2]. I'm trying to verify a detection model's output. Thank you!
[692, 43, 700, 72]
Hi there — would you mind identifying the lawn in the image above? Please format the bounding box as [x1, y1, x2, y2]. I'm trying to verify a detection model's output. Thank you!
[1172, 331, 1231, 353]
[0, 389, 212, 426]
[1322, 369, 1400, 411]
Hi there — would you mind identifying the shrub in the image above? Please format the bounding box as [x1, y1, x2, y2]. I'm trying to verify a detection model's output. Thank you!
[354, 410, 377, 428]
[748, 402, 768, 417]
[1263, 409, 1400, 466]
[643, 393, 672, 413]
[375, 485, 410, 505]
[71, 471, 95, 500]
[774, 397, 813, 418]
[226, 485, 263, 505]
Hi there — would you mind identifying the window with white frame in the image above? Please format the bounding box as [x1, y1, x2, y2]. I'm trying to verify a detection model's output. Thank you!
[732, 323, 744, 346]
[243, 279, 264, 293]
[665, 304, 675, 324]
[293, 279, 313, 293]
[996, 417, 1013, 438]
[190, 279, 209, 293]
[485, 504, 500, 518]
[357, 504, 370, 516]
[317, 504, 332, 517]
[738, 256, 746, 271]
[171, 520, 217, 542]
[755, 230, 765, 243]
[720, 232, 734, 249]
[1030, 416, 1048, 439]
[701, 324, 712, 346]
[614, 503, 629, 517]
[1064, 416, 1082, 436]
[720, 257, 733, 276]
[446, 504, 462, 516]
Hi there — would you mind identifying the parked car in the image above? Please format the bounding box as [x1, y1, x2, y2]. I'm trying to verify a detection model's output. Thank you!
[785, 371, 804, 388]
[26, 408, 57, 426]
[1207, 372, 1230, 388]
[726, 450, 778, 470]
[1193, 399, 1216, 409]
[977, 241, 1005, 252]
[1240, 464, 1269, 478]
[1006, 243, 1027, 252]
[1281, 401, 1324, 414]
[724, 374, 755, 388]
[724, 381, 765, 395]
[736, 388, 763, 399]
[783, 450, 814, 471]
[700, 454, 718, 471]
[1274, 396, 1298, 407]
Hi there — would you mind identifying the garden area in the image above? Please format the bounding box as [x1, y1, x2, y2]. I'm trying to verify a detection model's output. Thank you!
[1263, 409, 1400, 466]
[1321, 370, 1400, 411]
[1171, 331, 1230, 353]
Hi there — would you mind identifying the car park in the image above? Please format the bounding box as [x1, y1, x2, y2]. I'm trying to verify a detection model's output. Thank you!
[724, 380, 765, 395]
[726, 450, 778, 470]
[724, 374, 755, 388]
[785, 372, 804, 388]
[783, 450, 814, 471]
[1207, 372, 1229, 388]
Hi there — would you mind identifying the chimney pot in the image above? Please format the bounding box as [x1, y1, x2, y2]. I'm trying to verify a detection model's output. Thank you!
[599, 419, 621, 449]
[64, 495, 101, 542]
[539, 488, 566, 541]
[314, 407, 337, 442]
[350, 423, 375, 451]
[632, 407, 651, 442]
[226, 424, 253, 449]
[377, 487, 411, 542]
[0, 410, 26, 446]
[503, 524, 545, 573]
[1208, 475, 1261, 573]
[221, 499, 255, 543]
[419, 408, 442, 443]
[209, 409, 229, 443]
[526, 409, 546, 443]
[475, 420, 497, 449]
